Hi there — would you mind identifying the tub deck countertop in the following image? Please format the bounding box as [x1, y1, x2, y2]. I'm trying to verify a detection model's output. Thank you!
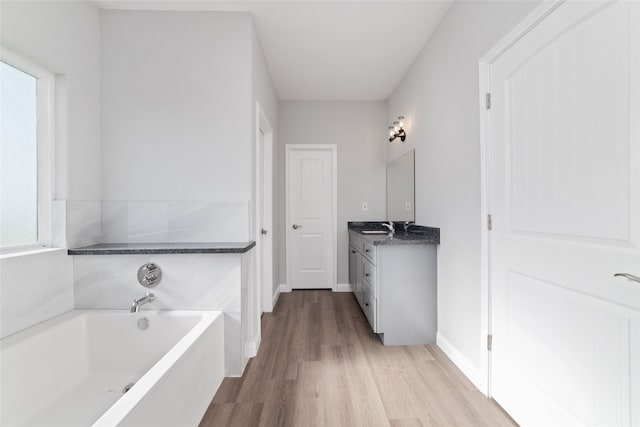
[68, 242, 256, 255]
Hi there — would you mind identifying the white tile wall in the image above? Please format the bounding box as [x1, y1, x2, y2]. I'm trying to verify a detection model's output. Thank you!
[73, 253, 242, 311]
[167, 201, 250, 242]
[101, 202, 127, 243]
[51, 200, 67, 248]
[50, 200, 102, 248]
[0, 249, 73, 338]
[66, 201, 101, 248]
[101, 201, 250, 243]
[224, 311, 243, 375]
[72, 252, 247, 376]
[127, 202, 169, 242]
[4, 198, 252, 376]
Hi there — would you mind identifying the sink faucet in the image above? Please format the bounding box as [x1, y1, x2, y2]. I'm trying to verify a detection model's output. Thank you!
[382, 221, 395, 234]
[130, 293, 155, 313]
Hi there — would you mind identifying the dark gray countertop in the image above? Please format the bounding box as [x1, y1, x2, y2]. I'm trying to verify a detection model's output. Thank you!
[68, 241, 256, 255]
[348, 221, 440, 245]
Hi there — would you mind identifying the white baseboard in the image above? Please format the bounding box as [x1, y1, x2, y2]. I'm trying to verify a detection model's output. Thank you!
[437, 332, 485, 393]
[334, 283, 352, 292]
[272, 284, 290, 309]
[279, 283, 291, 293]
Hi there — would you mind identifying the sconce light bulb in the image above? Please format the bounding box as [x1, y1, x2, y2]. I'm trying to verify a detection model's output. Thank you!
[388, 116, 407, 142]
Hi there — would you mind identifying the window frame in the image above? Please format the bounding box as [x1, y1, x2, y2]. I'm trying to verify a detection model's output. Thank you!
[0, 48, 54, 253]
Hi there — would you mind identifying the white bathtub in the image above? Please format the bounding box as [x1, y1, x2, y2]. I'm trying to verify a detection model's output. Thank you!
[0, 310, 224, 427]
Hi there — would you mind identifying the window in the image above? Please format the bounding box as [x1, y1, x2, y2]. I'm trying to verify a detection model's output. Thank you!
[0, 50, 53, 252]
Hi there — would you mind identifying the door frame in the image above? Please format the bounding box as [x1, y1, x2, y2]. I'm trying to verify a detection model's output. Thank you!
[285, 144, 338, 291]
[478, 0, 565, 397]
[256, 102, 274, 315]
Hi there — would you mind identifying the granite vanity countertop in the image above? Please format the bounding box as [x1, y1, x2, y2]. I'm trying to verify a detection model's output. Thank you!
[68, 241, 256, 255]
[348, 221, 440, 246]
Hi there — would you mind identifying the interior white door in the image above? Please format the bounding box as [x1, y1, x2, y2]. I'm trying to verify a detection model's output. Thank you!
[488, 2, 640, 426]
[286, 145, 335, 289]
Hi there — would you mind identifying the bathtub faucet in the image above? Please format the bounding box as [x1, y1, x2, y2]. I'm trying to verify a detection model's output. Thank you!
[130, 293, 155, 313]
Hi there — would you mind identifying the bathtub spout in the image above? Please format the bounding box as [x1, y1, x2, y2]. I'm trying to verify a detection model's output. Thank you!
[131, 293, 155, 313]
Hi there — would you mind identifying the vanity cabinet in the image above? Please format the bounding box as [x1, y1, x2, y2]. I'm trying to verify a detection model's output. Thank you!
[348, 229, 437, 345]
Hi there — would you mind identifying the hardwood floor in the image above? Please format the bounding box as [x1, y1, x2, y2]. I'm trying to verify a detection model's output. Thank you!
[200, 290, 516, 427]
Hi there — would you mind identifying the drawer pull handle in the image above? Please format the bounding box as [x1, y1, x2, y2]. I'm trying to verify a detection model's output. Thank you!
[365, 273, 370, 277]
[351, 250, 356, 254]
[365, 249, 370, 252]
[365, 303, 369, 307]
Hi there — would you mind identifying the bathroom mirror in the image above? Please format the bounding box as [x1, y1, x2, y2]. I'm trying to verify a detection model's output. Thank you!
[386, 149, 415, 222]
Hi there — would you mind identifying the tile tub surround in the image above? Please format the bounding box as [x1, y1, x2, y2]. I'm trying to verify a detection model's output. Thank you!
[101, 201, 250, 244]
[51, 200, 102, 248]
[72, 252, 251, 376]
[348, 221, 440, 245]
[68, 242, 256, 255]
[0, 249, 73, 338]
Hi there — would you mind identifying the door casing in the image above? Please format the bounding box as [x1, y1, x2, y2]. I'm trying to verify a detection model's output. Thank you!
[256, 102, 274, 316]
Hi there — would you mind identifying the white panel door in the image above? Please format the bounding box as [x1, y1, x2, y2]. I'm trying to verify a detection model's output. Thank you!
[286, 146, 336, 289]
[488, 2, 640, 426]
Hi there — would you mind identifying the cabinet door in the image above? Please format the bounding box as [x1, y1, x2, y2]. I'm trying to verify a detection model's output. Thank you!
[361, 257, 377, 299]
[348, 245, 361, 303]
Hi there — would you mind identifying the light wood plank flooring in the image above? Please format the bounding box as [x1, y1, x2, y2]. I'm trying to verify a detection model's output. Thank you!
[200, 290, 516, 427]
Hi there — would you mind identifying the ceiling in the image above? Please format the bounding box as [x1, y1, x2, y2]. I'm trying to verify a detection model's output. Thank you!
[94, 1, 452, 101]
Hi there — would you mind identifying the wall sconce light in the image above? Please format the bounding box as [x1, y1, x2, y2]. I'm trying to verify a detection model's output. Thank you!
[388, 116, 406, 142]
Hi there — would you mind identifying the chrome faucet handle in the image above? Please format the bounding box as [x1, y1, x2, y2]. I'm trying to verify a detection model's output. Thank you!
[138, 263, 162, 288]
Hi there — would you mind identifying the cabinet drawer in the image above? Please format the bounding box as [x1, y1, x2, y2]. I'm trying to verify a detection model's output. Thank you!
[362, 240, 377, 264]
[349, 233, 363, 252]
[362, 291, 377, 332]
[362, 258, 376, 298]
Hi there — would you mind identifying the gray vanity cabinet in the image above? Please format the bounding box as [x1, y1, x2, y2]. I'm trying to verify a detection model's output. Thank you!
[348, 230, 437, 345]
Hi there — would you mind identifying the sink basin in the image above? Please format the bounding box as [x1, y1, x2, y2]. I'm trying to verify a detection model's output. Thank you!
[361, 230, 389, 235]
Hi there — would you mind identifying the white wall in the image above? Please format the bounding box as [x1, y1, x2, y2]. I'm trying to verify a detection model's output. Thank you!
[0, 1, 101, 201]
[278, 102, 387, 286]
[0, 1, 101, 336]
[387, 0, 539, 382]
[101, 10, 253, 202]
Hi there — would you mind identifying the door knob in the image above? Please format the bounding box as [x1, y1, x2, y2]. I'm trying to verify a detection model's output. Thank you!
[614, 273, 640, 284]
[292, 224, 302, 230]
[261, 229, 268, 235]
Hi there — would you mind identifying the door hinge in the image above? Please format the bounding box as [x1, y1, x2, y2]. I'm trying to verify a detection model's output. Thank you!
[485, 93, 492, 110]
[487, 334, 493, 351]
[487, 214, 493, 231]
